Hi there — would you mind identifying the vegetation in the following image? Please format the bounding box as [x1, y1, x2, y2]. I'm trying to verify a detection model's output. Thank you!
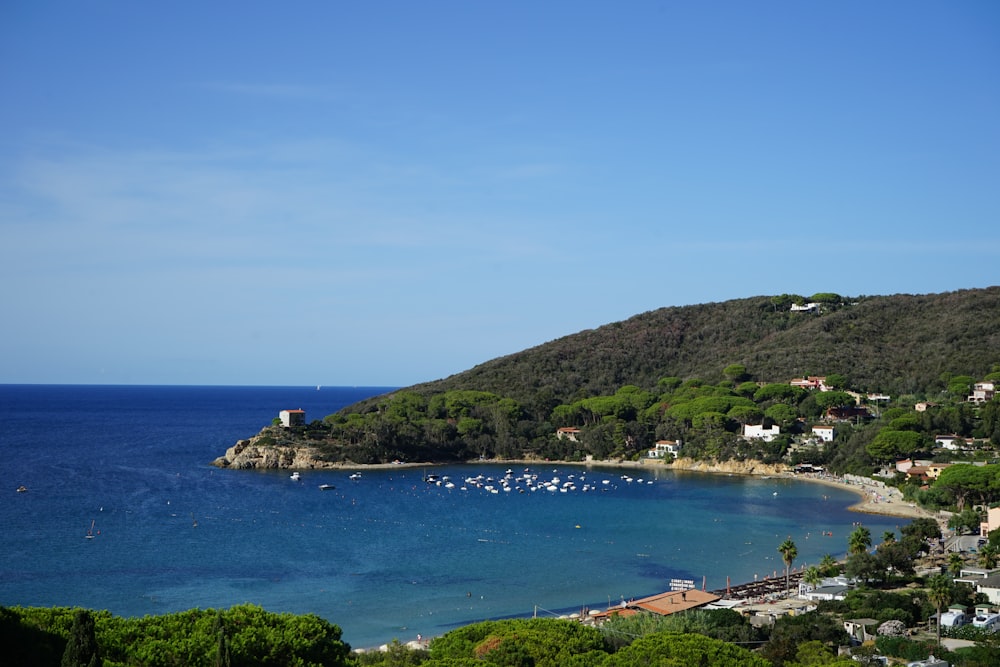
[22, 289, 1000, 665]
[237, 289, 1000, 470]
[0, 604, 351, 667]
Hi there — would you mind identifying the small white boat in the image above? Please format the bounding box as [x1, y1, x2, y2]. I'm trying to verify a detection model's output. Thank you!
[319, 484, 336, 491]
[349, 473, 362, 481]
[290, 472, 301, 481]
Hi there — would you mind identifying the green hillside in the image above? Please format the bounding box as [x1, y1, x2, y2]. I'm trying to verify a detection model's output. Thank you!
[253, 288, 1000, 471]
[402, 287, 1000, 404]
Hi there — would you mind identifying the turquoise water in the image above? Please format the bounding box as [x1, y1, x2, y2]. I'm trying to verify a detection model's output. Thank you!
[0, 385, 902, 648]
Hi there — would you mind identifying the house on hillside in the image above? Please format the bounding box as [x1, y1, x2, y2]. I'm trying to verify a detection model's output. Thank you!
[648, 440, 682, 459]
[905, 462, 954, 483]
[790, 376, 830, 391]
[790, 302, 819, 312]
[811, 425, 835, 443]
[556, 427, 581, 442]
[279, 409, 305, 427]
[969, 572, 1000, 606]
[824, 406, 871, 421]
[935, 434, 972, 451]
[743, 423, 781, 442]
[969, 381, 996, 403]
[915, 401, 938, 412]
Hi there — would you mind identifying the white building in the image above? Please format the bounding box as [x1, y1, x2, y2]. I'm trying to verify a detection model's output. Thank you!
[743, 424, 781, 442]
[812, 425, 835, 442]
[648, 440, 682, 458]
[279, 409, 305, 427]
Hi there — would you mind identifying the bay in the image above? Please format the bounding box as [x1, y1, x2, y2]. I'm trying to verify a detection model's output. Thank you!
[0, 385, 902, 648]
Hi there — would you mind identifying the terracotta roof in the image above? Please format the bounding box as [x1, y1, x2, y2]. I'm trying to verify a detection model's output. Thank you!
[630, 588, 720, 616]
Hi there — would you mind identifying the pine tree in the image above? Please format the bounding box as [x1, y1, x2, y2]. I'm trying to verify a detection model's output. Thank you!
[61, 609, 100, 667]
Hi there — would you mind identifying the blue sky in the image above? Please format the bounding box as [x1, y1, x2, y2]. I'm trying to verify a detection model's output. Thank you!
[2, 2, 998, 387]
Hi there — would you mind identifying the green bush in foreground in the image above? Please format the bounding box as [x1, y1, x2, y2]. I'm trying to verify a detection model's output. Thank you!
[2, 604, 351, 667]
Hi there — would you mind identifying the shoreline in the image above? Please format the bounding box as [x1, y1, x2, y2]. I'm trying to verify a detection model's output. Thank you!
[321, 455, 936, 521]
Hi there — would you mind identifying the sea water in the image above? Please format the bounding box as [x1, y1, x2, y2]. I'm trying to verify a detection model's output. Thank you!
[0, 385, 902, 648]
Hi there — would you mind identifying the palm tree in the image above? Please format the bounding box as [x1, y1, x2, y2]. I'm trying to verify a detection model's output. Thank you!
[818, 554, 840, 577]
[947, 552, 964, 578]
[778, 538, 798, 595]
[978, 543, 999, 569]
[802, 565, 823, 592]
[927, 574, 951, 650]
[848, 525, 872, 556]
[882, 530, 896, 544]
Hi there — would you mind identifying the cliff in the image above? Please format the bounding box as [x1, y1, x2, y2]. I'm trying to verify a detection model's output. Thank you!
[211, 428, 331, 470]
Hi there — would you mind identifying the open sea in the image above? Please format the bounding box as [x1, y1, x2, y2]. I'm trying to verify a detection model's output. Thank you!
[0, 385, 904, 648]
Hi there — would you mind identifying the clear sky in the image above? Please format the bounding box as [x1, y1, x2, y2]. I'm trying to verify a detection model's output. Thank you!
[2, 2, 998, 387]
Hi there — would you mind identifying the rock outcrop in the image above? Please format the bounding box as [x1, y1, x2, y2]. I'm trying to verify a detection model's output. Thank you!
[211, 429, 329, 470]
[665, 457, 789, 476]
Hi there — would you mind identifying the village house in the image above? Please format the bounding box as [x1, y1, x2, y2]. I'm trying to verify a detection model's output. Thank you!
[904, 462, 954, 483]
[648, 440, 682, 459]
[790, 376, 830, 391]
[743, 423, 781, 442]
[968, 381, 996, 403]
[790, 302, 819, 312]
[915, 401, 938, 412]
[824, 405, 871, 421]
[969, 572, 1000, 606]
[556, 427, 581, 442]
[866, 393, 891, 402]
[935, 434, 972, 451]
[811, 425, 835, 443]
[279, 409, 305, 427]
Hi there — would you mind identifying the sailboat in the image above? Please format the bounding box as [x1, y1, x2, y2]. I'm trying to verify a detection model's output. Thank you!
[85, 520, 96, 539]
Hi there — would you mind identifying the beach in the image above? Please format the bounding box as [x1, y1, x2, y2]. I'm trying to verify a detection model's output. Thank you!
[782, 472, 934, 520]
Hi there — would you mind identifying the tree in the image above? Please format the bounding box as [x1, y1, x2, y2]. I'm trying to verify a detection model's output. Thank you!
[848, 525, 872, 556]
[901, 517, 941, 542]
[818, 554, 841, 577]
[948, 507, 983, 535]
[778, 538, 798, 594]
[61, 609, 100, 667]
[723, 364, 749, 382]
[926, 574, 951, 650]
[803, 565, 823, 591]
[947, 552, 964, 578]
[979, 543, 999, 569]
[875, 541, 915, 585]
[845, 551, 882, 585]
[866, 429, 923, 462]
[824, 374, 847, 390]
[813, 391, 857, 411]
[762, 612, 849, 666]
[614, 631, 771, 666]
[934, 464, 1000, 511]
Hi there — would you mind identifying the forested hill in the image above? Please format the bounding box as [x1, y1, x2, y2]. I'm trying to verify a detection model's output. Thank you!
[352, 287, 1000, 410]
[238, 287, 1000, 469]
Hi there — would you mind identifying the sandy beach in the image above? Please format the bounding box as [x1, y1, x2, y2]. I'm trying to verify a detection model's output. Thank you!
[785, 472, 935, 520]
